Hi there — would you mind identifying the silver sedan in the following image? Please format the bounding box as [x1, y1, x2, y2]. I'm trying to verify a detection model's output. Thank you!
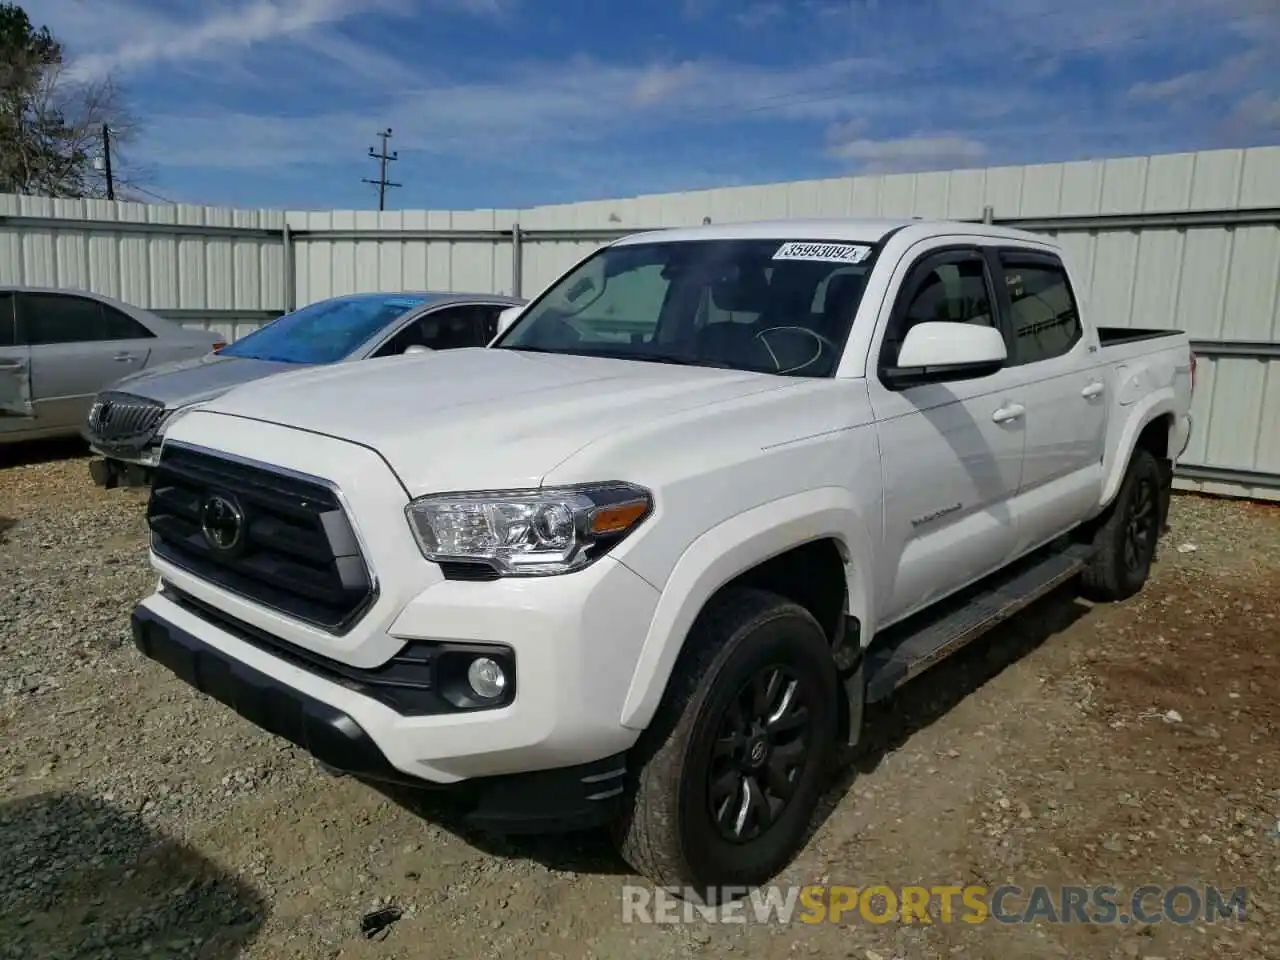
[82, 290, 526, 485]
[1, 286, 224, 445]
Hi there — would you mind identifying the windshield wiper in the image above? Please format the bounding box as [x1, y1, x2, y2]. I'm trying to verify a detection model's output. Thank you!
[499, 344, 739, 370]
[497, 345, 564, 355]
[581, 349, 738, 369]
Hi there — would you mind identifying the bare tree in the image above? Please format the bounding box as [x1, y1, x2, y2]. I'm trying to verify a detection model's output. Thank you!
[4, 61, 151, 198]
[0, 3, 149, 200]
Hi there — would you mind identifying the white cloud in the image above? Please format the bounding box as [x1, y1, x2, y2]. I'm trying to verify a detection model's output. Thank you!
[631, 63, 703, 107]
[139, 54, 906, 172]
[1128, 49, 1266, 104]
[1224, 92, 1280, 134]
[60, 0, 367, 80]
[736, 2, 786, 29]
[40, 0, 505, 82]
[828, 135, 989, 173]
[681, 0, 718, 21]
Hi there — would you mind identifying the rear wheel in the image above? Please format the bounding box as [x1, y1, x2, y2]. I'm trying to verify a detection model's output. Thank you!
[1081, 447, 1164, 601]
[612, 587, 837, 900]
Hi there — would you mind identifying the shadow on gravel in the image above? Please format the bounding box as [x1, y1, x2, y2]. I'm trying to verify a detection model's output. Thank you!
[0, 792, 268, 960]
[371, 782, 629, 877]
[0, 516, 14, 543]
[0, 436, 90, 469]
[809, 582, 1092, 836]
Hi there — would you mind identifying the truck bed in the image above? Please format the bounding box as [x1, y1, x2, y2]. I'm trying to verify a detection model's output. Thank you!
[1097, 326, 1184, 348]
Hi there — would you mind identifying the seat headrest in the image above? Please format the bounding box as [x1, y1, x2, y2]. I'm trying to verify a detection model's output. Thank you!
[711, 263, 771, 313]
[823, 272, 865, 317]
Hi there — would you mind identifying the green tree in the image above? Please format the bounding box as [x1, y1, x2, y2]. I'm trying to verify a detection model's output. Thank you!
[0, 2, 144, 199]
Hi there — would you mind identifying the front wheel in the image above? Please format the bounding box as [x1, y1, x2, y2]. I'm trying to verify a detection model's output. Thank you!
[612, 587, 838, 899]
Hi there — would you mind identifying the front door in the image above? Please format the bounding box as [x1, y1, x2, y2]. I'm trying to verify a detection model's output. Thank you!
[0, 291, 35, 431]
[866, 242, 1027, 627]
[17, 292, 154, 431]
[371, 304, 502, 356]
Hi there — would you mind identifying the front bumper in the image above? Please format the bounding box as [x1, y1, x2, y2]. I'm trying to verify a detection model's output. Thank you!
[89, 442, 161, 469]
[131, 599, 630, 833]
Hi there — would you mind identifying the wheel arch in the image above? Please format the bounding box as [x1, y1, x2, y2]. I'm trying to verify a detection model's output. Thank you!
[1101, 391, 1178, 510]
[618, 487, 876, 732]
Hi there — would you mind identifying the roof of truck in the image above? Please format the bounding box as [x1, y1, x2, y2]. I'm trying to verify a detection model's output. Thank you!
[611, 217, 1053, 247]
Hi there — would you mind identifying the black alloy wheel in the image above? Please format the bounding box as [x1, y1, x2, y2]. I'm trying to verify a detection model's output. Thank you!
[708, 664, 812, 843]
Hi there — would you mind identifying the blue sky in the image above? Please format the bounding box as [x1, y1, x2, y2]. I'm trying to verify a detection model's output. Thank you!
[29, 0, 1280, 210]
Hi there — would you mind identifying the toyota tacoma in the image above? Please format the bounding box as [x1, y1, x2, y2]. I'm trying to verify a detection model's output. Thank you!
[130, 218, 1195, 897]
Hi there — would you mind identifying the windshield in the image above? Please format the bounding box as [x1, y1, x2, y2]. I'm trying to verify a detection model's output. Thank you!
[218, 295, 428, 364]
[494, 238, 880, 376]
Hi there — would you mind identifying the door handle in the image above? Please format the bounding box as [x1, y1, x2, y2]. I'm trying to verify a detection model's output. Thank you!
[992, 403, 1025, 423]
[1081, 381, 1105, 398]
[113, 353, 135, 362]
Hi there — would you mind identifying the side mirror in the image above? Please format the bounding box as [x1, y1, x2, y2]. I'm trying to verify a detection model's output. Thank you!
[882, 321, 1007, 390]
[495, 306, 523, 338]
[403, 344, 431, 355]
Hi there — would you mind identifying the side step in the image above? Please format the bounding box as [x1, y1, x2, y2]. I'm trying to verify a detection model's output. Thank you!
[864, 541, 1094, 703]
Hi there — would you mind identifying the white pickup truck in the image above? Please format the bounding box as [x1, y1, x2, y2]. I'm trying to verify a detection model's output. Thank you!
[130, 218, 1194, 897]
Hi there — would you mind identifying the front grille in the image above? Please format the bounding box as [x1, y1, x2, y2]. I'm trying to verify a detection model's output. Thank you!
[146, 442, 377, 634]
[86, 391, 167, 450]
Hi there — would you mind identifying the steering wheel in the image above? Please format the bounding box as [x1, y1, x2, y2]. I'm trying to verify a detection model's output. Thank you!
[754, 326, 838, 374]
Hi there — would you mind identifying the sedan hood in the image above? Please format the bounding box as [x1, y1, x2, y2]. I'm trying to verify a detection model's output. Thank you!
[109, 352, 310, 408]
[194, 347, 794, 494]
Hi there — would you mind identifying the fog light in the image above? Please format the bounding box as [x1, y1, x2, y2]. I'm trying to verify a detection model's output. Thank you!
[466, 657, 506, 699]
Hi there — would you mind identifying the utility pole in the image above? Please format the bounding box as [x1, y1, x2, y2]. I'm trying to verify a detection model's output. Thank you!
[361, 127, 401, 211]
[101, 123, 115, 201]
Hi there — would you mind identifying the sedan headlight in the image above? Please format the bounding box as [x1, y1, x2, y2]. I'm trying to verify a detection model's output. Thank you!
[405, 483, 653, 577]
[157, 402, 202, 436]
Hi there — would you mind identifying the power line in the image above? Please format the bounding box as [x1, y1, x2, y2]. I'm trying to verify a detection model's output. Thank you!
[361, 127, 401, 211]
[131, 184, 178, 204]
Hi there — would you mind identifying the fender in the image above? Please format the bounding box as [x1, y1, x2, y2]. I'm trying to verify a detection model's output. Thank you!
[1100, 387, 1177, 509]
[618, 486, 878, 732]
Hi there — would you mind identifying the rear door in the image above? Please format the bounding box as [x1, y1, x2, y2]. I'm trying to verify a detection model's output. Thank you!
[0, 291, 35, 426]
[17, 291, 156, 431]
[985, 247, 1107, 556]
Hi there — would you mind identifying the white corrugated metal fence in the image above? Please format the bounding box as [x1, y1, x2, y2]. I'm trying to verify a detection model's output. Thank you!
[1, 146, 1276, 498]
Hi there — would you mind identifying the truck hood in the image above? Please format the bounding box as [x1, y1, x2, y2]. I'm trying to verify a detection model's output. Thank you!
[195, 347, 795, 494]
[109, 353, 310, 408]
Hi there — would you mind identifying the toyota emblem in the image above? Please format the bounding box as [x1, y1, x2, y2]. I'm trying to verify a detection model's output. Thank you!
[200, 493, 244, 552]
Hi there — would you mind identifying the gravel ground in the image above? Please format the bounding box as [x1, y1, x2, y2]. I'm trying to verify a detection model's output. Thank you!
[2, 441, 1278, 960]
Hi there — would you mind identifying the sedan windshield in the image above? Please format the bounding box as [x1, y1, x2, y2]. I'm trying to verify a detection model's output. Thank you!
[494, 238, 880, 377]
[218, 295, 428, 364]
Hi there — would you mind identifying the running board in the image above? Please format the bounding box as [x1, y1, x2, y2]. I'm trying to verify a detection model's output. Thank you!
[864, 542, 1094, 703]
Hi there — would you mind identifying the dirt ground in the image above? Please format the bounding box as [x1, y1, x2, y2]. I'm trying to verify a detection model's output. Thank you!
[1, 441, 1277, 960]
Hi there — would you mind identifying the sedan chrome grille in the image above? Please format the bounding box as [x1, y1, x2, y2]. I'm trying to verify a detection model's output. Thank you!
[86, 392, 167, 450]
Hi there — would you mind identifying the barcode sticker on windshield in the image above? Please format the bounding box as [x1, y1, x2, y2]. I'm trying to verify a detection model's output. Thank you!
[773, 241, 873, 265]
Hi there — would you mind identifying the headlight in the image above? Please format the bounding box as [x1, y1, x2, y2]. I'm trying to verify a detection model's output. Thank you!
[405, 482, 653, 577]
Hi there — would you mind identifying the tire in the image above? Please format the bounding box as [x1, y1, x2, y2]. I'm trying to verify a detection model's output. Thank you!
[1080, 447, 1164, 602]
[611, 587, 838, 900]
